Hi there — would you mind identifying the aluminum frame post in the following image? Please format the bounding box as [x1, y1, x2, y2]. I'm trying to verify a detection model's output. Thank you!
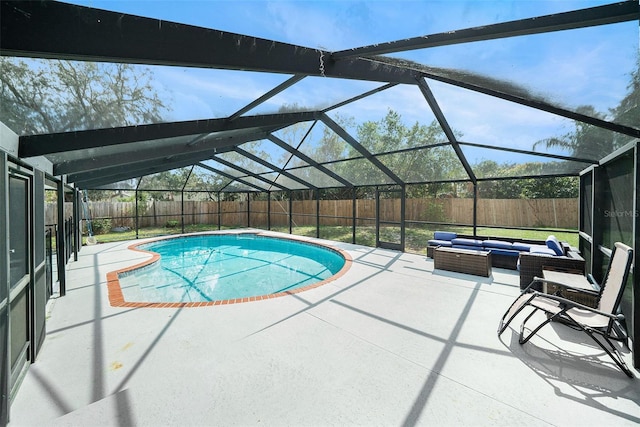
[288, 192, 293, 235]
[72, 189, 78, 261]
[56, 179, 65, 297]
[267, 192, 271, 231]
[352, 187, 357, 244]
[316, 189, 320, 239]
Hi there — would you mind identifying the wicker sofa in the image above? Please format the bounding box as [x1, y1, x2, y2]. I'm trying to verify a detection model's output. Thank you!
[518, 251, 585, 290]
[427, 232, 585, 289]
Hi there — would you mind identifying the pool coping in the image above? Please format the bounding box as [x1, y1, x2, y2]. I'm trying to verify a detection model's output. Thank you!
[105, 230, 353, 308]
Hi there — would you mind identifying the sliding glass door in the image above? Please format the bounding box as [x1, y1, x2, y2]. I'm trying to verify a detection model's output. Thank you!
[8, 173, 30, 398]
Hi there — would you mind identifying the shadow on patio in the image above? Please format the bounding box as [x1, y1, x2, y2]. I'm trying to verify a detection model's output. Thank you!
[8, 235, 639, 426]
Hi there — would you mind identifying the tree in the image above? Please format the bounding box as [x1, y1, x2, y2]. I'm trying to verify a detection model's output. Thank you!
[610, 55, 640, 148]
[345, 110, 463, 197]
[0, 58, 169, 135]
[473, 160, 578, 199]
[533, 55, 639, 161]
[533, 105, 616, 161]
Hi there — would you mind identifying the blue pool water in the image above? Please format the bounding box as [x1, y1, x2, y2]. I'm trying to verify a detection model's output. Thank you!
[118, 233, 346, 303]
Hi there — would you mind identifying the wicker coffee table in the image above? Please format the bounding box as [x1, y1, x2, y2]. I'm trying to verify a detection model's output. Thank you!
[434, 247, 492, 277]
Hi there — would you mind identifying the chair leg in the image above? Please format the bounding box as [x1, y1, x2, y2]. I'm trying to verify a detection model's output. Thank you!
[498, 293, 537, 336]
[518, 308, 558, 344]
[581, 325, 635, 378]
[605, 321, 628, 344]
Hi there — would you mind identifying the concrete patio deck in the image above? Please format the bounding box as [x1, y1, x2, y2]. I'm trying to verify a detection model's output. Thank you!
[8, 231, 640, 426]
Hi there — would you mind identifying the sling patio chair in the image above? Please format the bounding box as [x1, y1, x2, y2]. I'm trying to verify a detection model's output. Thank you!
[498, 242, 634, 378]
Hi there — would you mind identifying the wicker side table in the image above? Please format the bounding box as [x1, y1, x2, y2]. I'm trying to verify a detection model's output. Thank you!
[542, 269, 599, 308]
[434, 247, 492, 277]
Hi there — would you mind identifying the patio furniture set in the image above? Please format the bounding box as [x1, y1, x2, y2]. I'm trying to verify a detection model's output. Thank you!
[429, 231, 635, 377]
[427, 231, 585, 287]
[498, 241, 634, 378]
[427, 231, 635, 378]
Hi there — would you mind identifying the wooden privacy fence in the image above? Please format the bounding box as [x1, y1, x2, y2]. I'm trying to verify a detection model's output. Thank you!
[46, 197, 578, 230]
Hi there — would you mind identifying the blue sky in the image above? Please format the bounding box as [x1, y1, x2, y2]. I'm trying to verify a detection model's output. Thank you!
[64, 1, 637, 159]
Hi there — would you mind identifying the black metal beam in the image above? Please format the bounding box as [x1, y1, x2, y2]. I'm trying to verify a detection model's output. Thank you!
[322, 83, 398, 113]
[332, 2, 639, 59]
[54, 129, 268, 175]
[417, 78, 477, 183]
[234, 146, 317, 190]
[19, 112, 320, 157]
[70, 152, 218, 189]
[0, 1, 420, 84]
[418, 66, 640, 139]
[209, 155, 289, 191]
[267, 134, 354, 188]
[367, 59, 640, 139]
[196, 162, 268, 192]
[67, 140, 268, 187]
[457, 141, 598, 165]
[229, 75, 306, 121]
[320, 113, 404, 185]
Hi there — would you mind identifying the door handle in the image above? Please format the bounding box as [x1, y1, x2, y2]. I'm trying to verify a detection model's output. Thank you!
[9, 249, 15, 254]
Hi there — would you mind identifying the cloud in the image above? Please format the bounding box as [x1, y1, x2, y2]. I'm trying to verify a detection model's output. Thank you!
[264, 1, 351, 50]
[69, 0, 631, 149]
[426, 79, 572, 152]
[155, 66, 293, 117]
[166, 92, 214, 121]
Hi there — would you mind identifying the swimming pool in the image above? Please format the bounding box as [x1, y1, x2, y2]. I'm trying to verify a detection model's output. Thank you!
[106, 233, 351, 307]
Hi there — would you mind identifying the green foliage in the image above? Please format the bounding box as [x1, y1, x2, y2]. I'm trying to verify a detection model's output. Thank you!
[406, 182, 462, 199]
[320, 109, 464, 187]
[611, 55, 640, 135]
[519, 176, 578, 199]
[355, 110, 461, 181]
[473, 161, 578, 199]
[85, 188, 137, 202]
[91, 218, 112, 235]
[533, 55, 639, 161]
[0, 58, 169, 135]
[420, 201, 447, 222]
[165, 220, 180, 228]
[139, 169, 192, 193]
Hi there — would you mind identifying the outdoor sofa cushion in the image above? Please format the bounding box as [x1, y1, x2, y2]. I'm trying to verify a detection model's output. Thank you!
[546, 235, 564, 256]
[529, 244, 557, 256]
[511, 242, 532, 252]
[452, 244, 489, 252]
[451, 237, 484, 247]
[433, 231, 457, 241]
[482, 240, 513, 250]
[488, 248, 521, 257]
[427, 239, 453, 247]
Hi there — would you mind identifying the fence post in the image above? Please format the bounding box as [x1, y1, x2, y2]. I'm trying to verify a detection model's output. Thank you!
[247, 192, 250, 228]
[267, 192, 271, 230]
